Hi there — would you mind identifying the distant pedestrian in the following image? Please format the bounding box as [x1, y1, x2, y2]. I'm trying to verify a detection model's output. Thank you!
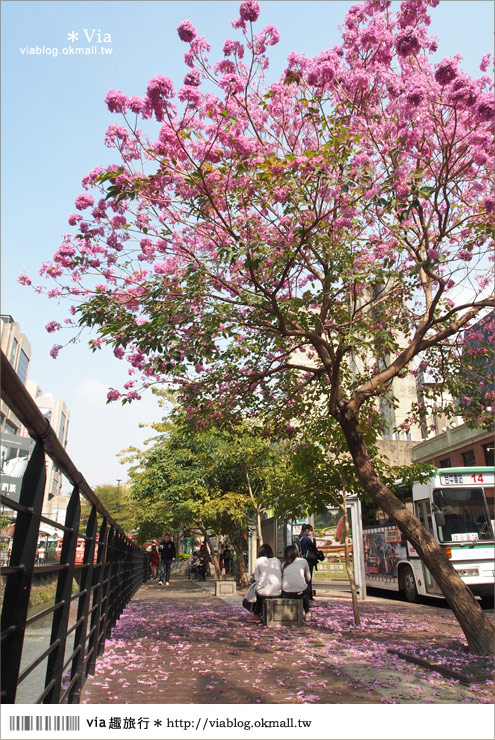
[246, 544, 282, 623]
[158, 534, 176, 585]
[197, 551, 208, 581]
[281, 544, 312, 621]
[187, 552, 199, 580]
[222, 545, 232, 576]
[150, 544, 159, 580]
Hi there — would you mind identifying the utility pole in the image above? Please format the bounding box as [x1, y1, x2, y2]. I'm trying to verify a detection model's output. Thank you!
[116, 479, 121, 514]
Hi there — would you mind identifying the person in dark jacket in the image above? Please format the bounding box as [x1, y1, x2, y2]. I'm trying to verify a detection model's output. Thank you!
[299, 523, 316, 600]
[158, 534, 176, 585]
[222, 545, 232, 576]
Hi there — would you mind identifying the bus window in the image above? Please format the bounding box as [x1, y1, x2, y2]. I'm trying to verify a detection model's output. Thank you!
[433, 488, 494, 542]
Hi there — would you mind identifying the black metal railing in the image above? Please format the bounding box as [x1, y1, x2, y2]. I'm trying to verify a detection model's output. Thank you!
[0, 351, 149, 703]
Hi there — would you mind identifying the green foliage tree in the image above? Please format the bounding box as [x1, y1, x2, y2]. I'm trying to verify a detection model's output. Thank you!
[79, 484, 136, 537]
[123, 396, 292, 584]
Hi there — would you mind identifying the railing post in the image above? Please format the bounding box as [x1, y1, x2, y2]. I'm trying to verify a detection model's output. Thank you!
[0, 440, 46, 704]
[86, 518, 108, 677]
[98, 525, 115, 655]
[67, 506, 97, 704]
[43, 487, 81, 703]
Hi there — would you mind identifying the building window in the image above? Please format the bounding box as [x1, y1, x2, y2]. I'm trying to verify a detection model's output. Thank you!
[462, 449, 475, 467]
[58, 412, 67, 444]
[9, 338, 18, 366]
[4, 419, 18, 435]
[17, 350, 29, 384]
[483, 444, 494, 467]
[439, 458, 451, 468]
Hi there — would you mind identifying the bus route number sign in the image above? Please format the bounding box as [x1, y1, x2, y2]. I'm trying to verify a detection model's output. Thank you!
[439, 473, 494, 486]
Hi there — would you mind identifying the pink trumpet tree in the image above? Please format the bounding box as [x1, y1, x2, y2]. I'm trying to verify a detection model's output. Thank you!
[26, 1, 494, 653]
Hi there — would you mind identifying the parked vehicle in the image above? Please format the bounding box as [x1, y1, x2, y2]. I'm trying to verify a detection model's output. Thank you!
[364, 467, 495, 603]
[55, 536, 100, 565]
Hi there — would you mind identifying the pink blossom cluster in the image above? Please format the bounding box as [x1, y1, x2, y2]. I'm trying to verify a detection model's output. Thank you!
[22, 0, 494, 425]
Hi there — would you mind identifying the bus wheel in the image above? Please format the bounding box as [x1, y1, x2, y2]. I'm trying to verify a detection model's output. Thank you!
[401, 566, 419, 603]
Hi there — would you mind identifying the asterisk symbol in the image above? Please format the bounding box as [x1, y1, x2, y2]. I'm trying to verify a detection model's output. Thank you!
[154, 720, 162, 727]
[67, 31, 78, 42]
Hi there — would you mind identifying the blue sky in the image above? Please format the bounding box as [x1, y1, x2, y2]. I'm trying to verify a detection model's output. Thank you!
[2, 1, 494, 488]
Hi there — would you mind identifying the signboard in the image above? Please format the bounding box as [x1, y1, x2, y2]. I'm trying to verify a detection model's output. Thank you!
[363, 528, 407, 581]
[0, 432, 35, 503]
[452, 532, 478, 543]
[291, 521, 308, 537]
[384, 528, 401, 543]
[313, 545, 354, 582]
[439, 472, 495, 486]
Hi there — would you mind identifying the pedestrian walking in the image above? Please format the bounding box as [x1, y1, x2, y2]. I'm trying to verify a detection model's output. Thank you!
[150, 543, 159, 580]
[281, 544, 312, 621]
[246, 544, 282, 623]
[158, 534, 176, 585]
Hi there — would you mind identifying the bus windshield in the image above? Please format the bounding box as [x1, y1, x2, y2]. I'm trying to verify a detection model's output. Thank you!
[433, 487, 494, 542]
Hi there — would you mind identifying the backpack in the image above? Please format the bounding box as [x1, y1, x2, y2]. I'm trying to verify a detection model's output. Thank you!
[305, 538, 325, 564]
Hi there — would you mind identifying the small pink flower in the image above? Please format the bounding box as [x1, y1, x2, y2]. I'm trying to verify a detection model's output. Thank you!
[50, 344, 63, 359]
[45, 321, 61, 333]
[239, 1, 260, 22]
[396, 31, 420, 57]
[104, 89, 128, 113]
[17, 272, 32, 286]
[146, 75, 174, 102]
[74, 194, 94, 210]
[184, 68, 201, 87]
[177, 20, 197, 43]
[435, 59, 457, 86]
[107, 389, 121, 401]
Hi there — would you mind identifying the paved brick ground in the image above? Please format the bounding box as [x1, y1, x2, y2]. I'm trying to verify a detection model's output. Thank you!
[81, 578, 494, 705]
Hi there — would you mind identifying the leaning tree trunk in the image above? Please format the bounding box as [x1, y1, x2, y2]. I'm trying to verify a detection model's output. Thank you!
[338, 406, 494, 656]
[231, 540, 249, 588]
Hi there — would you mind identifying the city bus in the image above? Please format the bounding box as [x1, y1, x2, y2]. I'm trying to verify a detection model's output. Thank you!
[363, 467, 495, 604]
[55, 536, 100, 565]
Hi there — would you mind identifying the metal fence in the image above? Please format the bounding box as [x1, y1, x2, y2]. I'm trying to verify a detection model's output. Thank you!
[0, 351, 149, 703]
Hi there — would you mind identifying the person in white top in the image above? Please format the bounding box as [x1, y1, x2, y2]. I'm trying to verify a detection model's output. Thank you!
[247, 544, 282, 622]
[281, 544, 312, 620]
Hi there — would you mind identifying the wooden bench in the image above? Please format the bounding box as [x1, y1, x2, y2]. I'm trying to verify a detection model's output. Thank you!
[262, 598, 303, 626]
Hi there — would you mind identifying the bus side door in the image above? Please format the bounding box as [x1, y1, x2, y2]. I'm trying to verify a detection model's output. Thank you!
[414, 499, 442, 596]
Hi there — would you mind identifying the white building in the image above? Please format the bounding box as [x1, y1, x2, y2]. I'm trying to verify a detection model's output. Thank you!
[26, 380, 70, 521]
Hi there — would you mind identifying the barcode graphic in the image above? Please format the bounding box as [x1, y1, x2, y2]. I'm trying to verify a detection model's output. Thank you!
[9, 716, 80, 731]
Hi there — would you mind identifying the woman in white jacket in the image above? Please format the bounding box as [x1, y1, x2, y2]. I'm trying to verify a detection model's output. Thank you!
[247, 544, 282, 622]
[281, 544, 312, 621]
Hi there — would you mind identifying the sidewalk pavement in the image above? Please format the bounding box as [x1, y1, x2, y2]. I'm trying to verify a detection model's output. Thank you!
[81, 577, 494, 705]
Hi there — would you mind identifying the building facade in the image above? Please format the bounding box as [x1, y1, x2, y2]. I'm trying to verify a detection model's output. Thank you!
[1, 315, 71, 523]
[412, 423, 494, 469]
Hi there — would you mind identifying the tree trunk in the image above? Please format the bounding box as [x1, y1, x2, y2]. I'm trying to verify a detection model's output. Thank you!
[338, 405, 494, 655]
[196, 522, 222, 579]
[340, 485, 361, 626]
[245, 470, 263, 550]
[232, 541, 249, 588]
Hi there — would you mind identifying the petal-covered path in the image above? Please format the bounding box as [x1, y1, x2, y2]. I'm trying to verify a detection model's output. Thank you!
[81, 579, 494, 705]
